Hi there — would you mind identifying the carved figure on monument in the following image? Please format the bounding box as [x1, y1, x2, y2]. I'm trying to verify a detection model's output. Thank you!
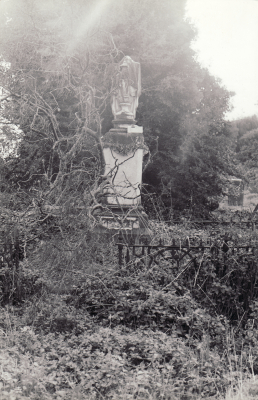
[111, 56, 141, 120]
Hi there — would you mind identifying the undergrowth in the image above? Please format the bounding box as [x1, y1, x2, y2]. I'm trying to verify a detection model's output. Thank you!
[1, 221, 258, 399]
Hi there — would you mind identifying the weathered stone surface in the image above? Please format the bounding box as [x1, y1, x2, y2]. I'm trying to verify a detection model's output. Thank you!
[111, 56, 141, 122]
[102, 147, 143, 206]
[94, 56, 150, 238]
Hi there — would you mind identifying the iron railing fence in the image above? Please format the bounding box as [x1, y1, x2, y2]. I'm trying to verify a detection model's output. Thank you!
[171, 219, 258, 230]
[117, 234, 257, 268]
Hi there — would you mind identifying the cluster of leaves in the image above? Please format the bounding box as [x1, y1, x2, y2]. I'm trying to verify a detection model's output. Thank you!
[0, 297, 242, 400]
[66, 264, 228, 346]
[65, 229, 258, 330]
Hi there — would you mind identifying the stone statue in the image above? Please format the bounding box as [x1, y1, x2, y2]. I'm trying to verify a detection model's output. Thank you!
[111, 56, 141, 120]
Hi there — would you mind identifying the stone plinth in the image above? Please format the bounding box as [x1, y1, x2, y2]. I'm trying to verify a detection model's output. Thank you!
[93, 124, 150, 239]
[101, 126, 148, 207]
[93, 56, 150, 240]
[93, 205, 150, 242]
[102, 147, 143, 206]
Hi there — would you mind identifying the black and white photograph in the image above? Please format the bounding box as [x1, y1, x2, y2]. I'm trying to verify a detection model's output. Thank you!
[1, 0, 258, 399]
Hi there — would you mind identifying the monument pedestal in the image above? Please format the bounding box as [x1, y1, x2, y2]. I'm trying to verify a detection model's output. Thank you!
[93, 205, 150, 242]
[93, 122, 150, 241]
[93, 56, 150, 242]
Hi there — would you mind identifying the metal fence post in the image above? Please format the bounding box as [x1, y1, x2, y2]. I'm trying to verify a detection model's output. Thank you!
[13, 227, 21, 302]
[14, 228, 19, 272]
[118, 233, 123, 267]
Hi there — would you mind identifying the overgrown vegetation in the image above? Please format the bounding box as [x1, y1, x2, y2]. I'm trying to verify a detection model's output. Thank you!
[1, 220, 258, 399]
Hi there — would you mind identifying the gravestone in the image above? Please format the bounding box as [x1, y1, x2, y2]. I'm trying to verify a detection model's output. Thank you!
[94, 56, 149, 240]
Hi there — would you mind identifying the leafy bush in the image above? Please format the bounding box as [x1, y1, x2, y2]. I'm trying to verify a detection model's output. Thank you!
[67, 236, 257, 334]
[0, 316, 233, 400]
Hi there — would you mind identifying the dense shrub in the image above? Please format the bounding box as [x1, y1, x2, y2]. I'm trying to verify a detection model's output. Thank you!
[66, 267, 228, 352]
[66, 236, 258, 332]
[0, 312, 234, 400]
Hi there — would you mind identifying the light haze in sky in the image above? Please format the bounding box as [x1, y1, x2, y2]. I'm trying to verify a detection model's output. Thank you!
[185, 0, 258, 121]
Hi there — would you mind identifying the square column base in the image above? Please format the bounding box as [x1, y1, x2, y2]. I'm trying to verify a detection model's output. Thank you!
[93, 206, 150, 243]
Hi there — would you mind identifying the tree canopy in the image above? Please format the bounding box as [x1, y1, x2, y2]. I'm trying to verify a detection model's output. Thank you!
[0, 0, 235, 218]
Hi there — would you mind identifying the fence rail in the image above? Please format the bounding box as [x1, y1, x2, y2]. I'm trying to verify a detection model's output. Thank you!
[117, 235, 257, 268]
[172, 219, 258, 229]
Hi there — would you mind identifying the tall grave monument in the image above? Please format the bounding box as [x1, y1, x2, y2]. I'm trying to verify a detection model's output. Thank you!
[95, 56, 149, 239]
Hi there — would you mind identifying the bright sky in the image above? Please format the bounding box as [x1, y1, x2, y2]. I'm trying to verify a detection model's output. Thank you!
[185, 0, 258, 121]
